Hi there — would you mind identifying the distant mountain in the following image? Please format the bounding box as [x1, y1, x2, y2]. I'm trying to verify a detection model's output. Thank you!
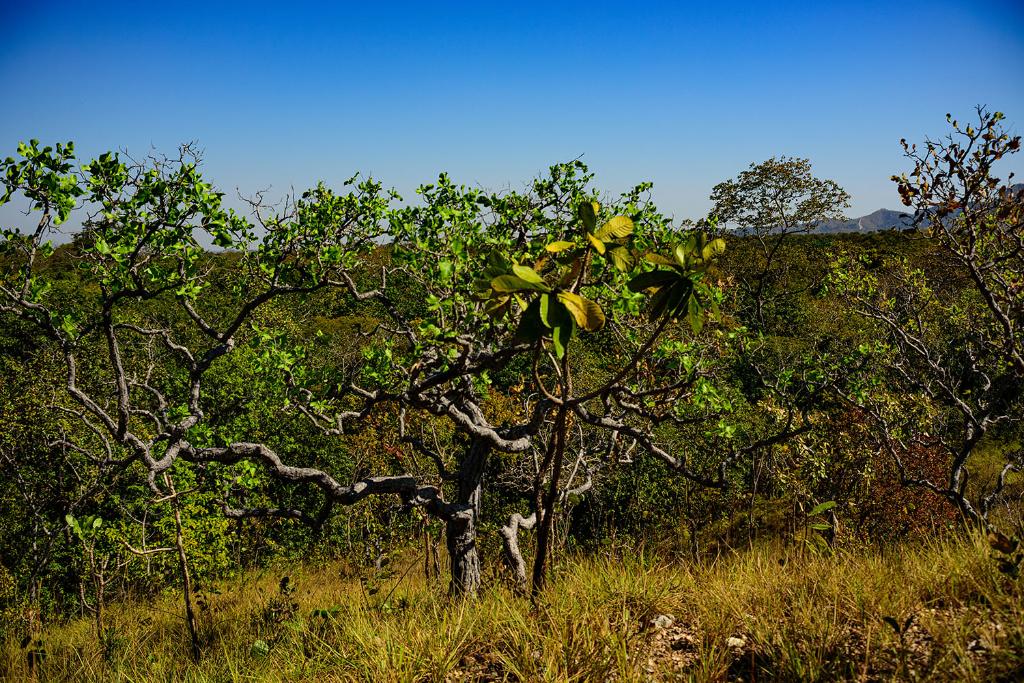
[741, 184, 1023, 235]
[813, 208, 915, 234]
[816, 183, 1024, 234]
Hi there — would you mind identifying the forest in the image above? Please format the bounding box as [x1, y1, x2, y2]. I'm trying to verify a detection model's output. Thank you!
[0, 108, 1021, 681]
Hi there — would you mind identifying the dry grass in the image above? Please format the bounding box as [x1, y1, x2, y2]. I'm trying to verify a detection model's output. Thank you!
[3, 535, 1022, 682]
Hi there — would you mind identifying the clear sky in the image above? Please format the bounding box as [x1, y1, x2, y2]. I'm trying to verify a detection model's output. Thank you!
[1, 0, 1023, 221]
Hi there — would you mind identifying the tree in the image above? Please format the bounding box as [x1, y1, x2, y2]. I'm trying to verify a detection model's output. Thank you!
[833, 108, 1023, 527]
[711, 156, 850, 329]
[0, 144, 741, 603]
[287, 168, 739, 596]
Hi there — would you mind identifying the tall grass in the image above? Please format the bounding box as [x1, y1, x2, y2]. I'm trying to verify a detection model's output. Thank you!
[3, 535, 1021, 681]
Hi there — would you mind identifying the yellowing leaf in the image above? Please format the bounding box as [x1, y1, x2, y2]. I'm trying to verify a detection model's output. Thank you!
[607, 246, 634, 271]
[558, 292, 605, 332]
[644, 253, 676, 267]
[586, 232, 606, 254]
[701, 237, 726, 260]
[674, 244, 690, 268]
[545, 240, 576, 253]
[512, 264, 545, 284]
[595, 215, 634, 240]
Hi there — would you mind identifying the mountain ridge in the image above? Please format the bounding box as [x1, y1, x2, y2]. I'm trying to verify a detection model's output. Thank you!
[813, 208, 915, 234]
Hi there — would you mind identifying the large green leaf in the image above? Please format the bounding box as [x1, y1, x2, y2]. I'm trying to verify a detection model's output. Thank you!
[491, 274, 551, 293]
[687, 293, 703, 333]
[537, 296, 574, 357]
[514, 298, 545, 342]
[627, 269, 679, 293]
[540, 293, 573, 329]
[808, 500, 837, 517]
[647, 284, 673, 322]
[648, 279, 693, 322]
[511, 264, 545, 285]
[674, 243, 691, 268]
[487, 250, 511, 270]
[578, 201, 600, 234]
[483, 296, 511, 318]
[551, 319, 573, 358]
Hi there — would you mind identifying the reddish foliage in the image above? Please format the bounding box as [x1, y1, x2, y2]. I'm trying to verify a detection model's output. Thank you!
[816, 408, 958, 542]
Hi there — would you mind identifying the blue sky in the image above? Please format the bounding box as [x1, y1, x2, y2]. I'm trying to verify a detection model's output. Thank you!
[1, 0, 1023, 220]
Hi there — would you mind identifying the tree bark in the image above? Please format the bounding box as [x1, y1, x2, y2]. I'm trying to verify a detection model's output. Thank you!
[445, 438, 488, 597]
[500, 511, 537, 589]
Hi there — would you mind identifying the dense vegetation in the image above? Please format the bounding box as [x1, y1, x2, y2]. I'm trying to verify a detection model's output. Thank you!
[1, 109, 1021, 681]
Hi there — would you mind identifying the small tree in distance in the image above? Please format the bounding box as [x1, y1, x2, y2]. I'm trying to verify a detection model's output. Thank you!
[711, 156, 850, 329]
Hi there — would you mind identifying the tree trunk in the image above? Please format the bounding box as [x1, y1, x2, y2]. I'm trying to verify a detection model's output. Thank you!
[445, 438, 488, 597]
[500, 511, 537, 589]
[165, 473, 201, 662]
[532, 406, 568, 597]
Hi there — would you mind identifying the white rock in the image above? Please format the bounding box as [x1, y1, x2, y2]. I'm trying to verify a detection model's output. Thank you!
[726, 635, 747, 649]
[652, 614, 675, 629]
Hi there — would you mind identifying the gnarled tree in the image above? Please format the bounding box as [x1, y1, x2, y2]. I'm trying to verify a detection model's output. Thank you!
[833, 108, 1023, 527]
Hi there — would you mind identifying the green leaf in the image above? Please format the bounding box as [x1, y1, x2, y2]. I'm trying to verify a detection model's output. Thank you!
[483, 296, 510, 318]
[539, 293, 553, 328]
[487, 250, 511, 271]
[578, 201, 600, 233]
[491, 274, 550, 293]
[648, 285, 672, 322]
[557, 292, 605, 332]
[551, 321, 572, 358]
[514, 298, 544, 342]
[627, 269, 678, 293]
[59, 314, 78, 338]
[808, 500, 837, 517]
[540, 297, 574, 357]
[674, 244, 690, 268]
[687, 294, 703, 334]
[594, 215, 634, 240]
[511, 264, 545, 285]
[667, 280, 694, 320]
